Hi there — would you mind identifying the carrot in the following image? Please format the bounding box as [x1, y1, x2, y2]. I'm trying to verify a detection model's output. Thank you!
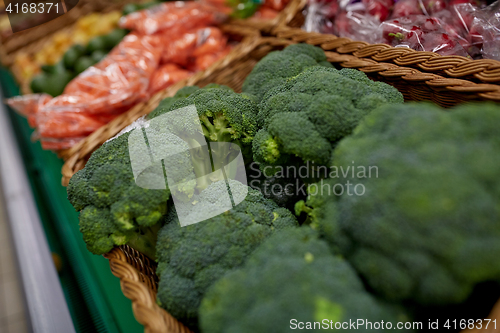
[149, 63, 191, 94]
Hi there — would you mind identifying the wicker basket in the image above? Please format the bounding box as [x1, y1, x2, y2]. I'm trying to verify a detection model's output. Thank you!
[42, 1, 499, 331]
[82, 32, 500, 332]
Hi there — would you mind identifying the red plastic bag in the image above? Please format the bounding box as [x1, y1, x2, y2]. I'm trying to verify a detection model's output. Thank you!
[190, 45, 232, 71]
[160, 27, 227, 66]
[119, 1, 226, 35]
[6, 93, 51, 127]
[149, 64, 192, 95]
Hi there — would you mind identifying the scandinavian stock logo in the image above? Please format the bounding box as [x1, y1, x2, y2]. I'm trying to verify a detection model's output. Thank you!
[128, 105, 248, 227]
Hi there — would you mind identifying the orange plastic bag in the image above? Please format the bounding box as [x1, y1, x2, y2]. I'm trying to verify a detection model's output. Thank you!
[149, 63, 192, 94]
[40, 137, 89, 150]
[36, 111, 105, 139]
[191, 45, 232, 71]
[5, 93, 51, 127]
[161, 27, 227, 65]
[119, 1, 227, 35]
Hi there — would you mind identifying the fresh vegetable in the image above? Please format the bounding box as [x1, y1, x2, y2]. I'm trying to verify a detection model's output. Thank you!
[200, 227, 412, 333]
[241, 43, 333, 103]
[30, 27, 128, 96]
[297, 102, 500, 306]
[13, 11, 122, 81]
[147, 84, 259, 190]
[67, 86, 203, 257]
[155, 184, 299, 329]
[252, 63, 403, 177]
[67, 133, 170, 259]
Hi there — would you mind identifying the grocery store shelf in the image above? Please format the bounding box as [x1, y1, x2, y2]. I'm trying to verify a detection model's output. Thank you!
[0, 91, 76, 333]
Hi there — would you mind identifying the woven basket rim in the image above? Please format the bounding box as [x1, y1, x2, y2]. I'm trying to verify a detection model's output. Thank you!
[271, 0, 500, 84]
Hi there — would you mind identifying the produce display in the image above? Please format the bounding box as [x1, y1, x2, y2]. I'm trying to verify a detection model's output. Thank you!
[7, 1, 236, 150]
[29, 28, 129, 96]
[2, 0, 500, 330]
[13, 11, 122, 81]
[304, 0, 500, 59]
[62, 41, 500, 330]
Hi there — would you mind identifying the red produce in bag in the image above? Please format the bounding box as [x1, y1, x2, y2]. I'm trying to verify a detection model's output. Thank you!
[6, 93, 51, 127]
[191, 45, 232, 71]
[119, 1, 227, 35]
[380, 16, 469, 57]
[161, 27, 227, 66]
[149, 64, 191, 95]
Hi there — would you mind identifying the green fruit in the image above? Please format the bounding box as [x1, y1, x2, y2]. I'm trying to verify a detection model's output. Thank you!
[103, 28, 128, 50]
[63, 44, 86, 69]
[91, 50, 107, 63]
[41, 64, 56, 74]
[30, 73, 48, 93]
[41, 71, 74, 97]
[75, 56, 96, 74]
[122, 3, 139, 15]
[86, 36, 107, 53]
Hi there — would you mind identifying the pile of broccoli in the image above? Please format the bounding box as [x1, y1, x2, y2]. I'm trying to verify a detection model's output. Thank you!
[65, 42, 500, 332]
[200, 227, 413, 333]
[248, 60, 403, 178]
[297, 102, 500, 307]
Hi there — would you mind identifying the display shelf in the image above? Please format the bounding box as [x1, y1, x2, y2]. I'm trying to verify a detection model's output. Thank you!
[0, 67, 143, 333]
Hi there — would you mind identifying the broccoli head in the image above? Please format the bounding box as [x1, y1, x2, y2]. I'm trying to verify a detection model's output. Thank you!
[200, 227, 412, 333]
[155, 185, 298, 329]
[252, 66, 404, 178]
[67, 87, 203, 258]
[242, 43, 333, 103]
[147, 85, 259, 190]
[299, 102, 500, 306]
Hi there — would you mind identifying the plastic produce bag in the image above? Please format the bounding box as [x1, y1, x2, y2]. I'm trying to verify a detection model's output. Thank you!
[161, 27, 227, 66]
[149, 64, 191, 94]
[380, 15, 469, 56]
[6, 93, 51, 127]
[191, 45, 232, 71]
[469, 0, 500, 60]
[119, 1, 227, 35]
[302, 0, 493, 57]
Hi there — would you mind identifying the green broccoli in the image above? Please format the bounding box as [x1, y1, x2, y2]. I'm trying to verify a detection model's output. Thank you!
[155, 185, 298, 329]
[147, 84, 259, 190]
[67, 132, 171, 258]
[252, 66, 404, 177]
[298, 102, 500, 306]
[67, 87, 202, 258]
[242, 43, 333, 103]
[200, 227, 413, 333]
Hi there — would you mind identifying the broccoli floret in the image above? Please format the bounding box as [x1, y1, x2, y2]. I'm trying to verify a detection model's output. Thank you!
[301, 102, 500, 306]
[252, 66, 403, 177]
[199, 227, 413, 333]
[67, 131, 171, 258]
[242, 44, 333, 103]
[148, 86, 200, 119]
[68, 87, 200, 258]
[79, 205, 162, 258]
[147, 86, 259, 190]
[155, 187, 298, 329]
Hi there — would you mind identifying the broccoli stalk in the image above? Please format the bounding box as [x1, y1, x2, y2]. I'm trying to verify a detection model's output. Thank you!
[126, 221, 163, 260]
